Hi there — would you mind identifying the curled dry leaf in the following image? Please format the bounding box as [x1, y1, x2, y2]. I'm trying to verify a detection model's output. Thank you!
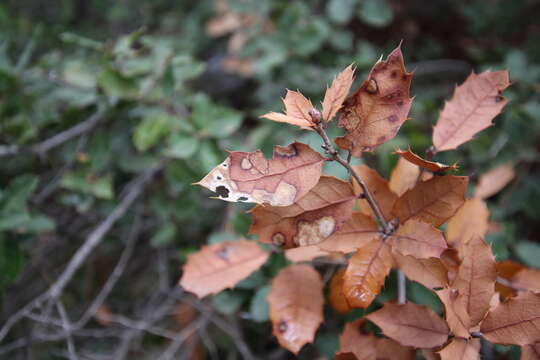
[318, 212, 379, 254]
[261, 90, 315, 129]
[394, 147, 458, 173]
[522, 343, 540, 360]
[438, 338, 480, 360]
[366, 302, 449, 348]
[391, 175, 468, 227]
[433, 70, 510, 152]
[336, 44, 413, 156]
[474, 161, 515, 199]
[322, 64, 355, 122]
[351, 164, 398, 221]
[338, 320, 377, 360]
[481, 291, 540, 346]
[342, 238, 393, 309]
[328, 269, 351, 314]
[249, 176, 356, 248]
[394, 252, 448, 289]
[196, 142, 324, 206]
[436, 287, 471, 339]
[180, 240, 269, 298]
[496, 260, 540, 299]
[389, 157, 420, 197]
[388, 219, 448, 259]
[267, 264, 324, 354]
[447, 198, 489, 252]
[453, 236, 497, 327]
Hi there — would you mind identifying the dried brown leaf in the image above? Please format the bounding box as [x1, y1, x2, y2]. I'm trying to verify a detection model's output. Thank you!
[249, 176, 355, 248]
[438, 338, 480, 360]
[323, 64, 355, 122]
[342, 238, 393, 308]
[375, 337, 416, 360]
[352, 164, 398, 221]
[366, 303, 449, 348]
[394, 252, 448, 289]
[474, 162, 515, 199]
[261, 90, 315, 129]
[391, 175, 468, 227]
[433, 70, 510, 152]
[481, 292, 540, 345]
[196, 142, 324, 206]
[267, 264, 324, 354]
[389, 157, 421, 197]
[436, 287, 471, 338]
[388, 219, 448, 259]
[180, 240, 269, 298]
[338, 320, 377, 360]
[284, 246, 331, 262]
[496, 260, 540, 299]
[329, 269, 351, 314]
[394, 147, 458, 173]
[336, 45, 413, 156]
[318, 212, 379, 254]
[522, 343, 540, 360]
[447, 198, 489, 251]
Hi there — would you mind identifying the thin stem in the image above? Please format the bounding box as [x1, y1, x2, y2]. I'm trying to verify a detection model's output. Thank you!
[397, 270, 407, 304]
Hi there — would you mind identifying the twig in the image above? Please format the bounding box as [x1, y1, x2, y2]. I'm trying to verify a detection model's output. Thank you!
[0, 161, 165, 342]
[496, 276, 529, 292]
[157, 318, 206, 360]
[56, 301, 79, 360]
[397, 270, 407, 304]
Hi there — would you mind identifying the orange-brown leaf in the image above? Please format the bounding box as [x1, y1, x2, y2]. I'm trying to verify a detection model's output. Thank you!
[447, 198, 489, 252]
[261, 90, 315, 129]
[474, 162, 515, 199]
[394, 252, 448, 289]
[496, 260, 540, 299]
[436, 287, 471, 339]
[336, 45, 413, 156]
[352, 164, 398, 221]
[438, 338, 480, 360]
[375, 337, 416, 360]
[196, 142, 324, 206]
[267, 264, 324, 354]
[453, 236, 497, 327]
[433, 70, 510, 152]
[329, 269, 352, 314]
[249, 176, 355, 248]
[338, 320, 378, 360]
[481, 292, 540, 346]
[322, 64, 355, 122]
[342, 238, 393, 308]
[284, 246, 331, 262]
[389, 157, 420, 197]
[391, 175, 468, 227]
[394, 147, 458, 173]
[522, 343, 540, 360]
[180, 240, 269, 298]
[366, 303, 449, 348]
[388, 219, 448, 259]
[318, 212, 379, 254]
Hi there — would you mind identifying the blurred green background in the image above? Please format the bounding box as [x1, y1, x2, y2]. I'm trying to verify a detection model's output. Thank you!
[0, 0, 539, 358]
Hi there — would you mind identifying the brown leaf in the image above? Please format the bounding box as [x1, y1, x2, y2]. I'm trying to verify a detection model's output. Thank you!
[481, 292, 540, 345]
[352, 164, 398, 221]
[323, 64, 355, 122]
[513, 269, 540, 293]
[338, 320, 377, 360]
[441, 248, 461, 284]
[391, 175, 468, 227]
[375, 337, 416, 360]
[522, 343, 540, 360]
[433, 70, 510, 152]
[284, 246, 331, 262]
[394, 147, 458, 173]
[318, 212, 379, 254]
[394, 252, 448, 289]
[421, 349, 441, 360]
[366, 303, 449, 348]
[329, 269, 352, 314]
[453, 236, 497, 327]
[389, 157, 420, 197]
[335, 352, 360, 360]
[447, 198, 489, 251]
[436, 287, 471, 339]
[261, 90, 315, 129]
[496, 260, 540, 299]
[438, 338, 480, 360]
[249, 176, 356, 248]
[336, 44, 413, 156]
[342, 238, 393, 308]
[267, 264, 324, 354]
[180, 240, 269, 298]
[388, 219, 448, 259]
[474, 162, 515, 199]
[196, 142, 324, 206]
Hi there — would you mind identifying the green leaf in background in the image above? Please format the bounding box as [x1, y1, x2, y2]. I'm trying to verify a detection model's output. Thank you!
[408, 282, 442, 313]
[327, 0, 357, 24]
[197, 141, 223, 173]
[0, 234, 26, 292]
[0, 175, 37, 213]
[514, 241, 540, 269]
[165, 133, 198, 159]
[315, 333, 339, 359]
[211, 290, 245, 315]
[98, 66, 139, 98]
[60, 171, 114, 200]
[191, 93, 243, 138]
[358, 0, 393, 27]
[236, 270, 266, 289]
[133, 111, 175, 152]
[249, 284, 270, 322]
[208, 231, 237, 244]
[150, 223, 177, 247]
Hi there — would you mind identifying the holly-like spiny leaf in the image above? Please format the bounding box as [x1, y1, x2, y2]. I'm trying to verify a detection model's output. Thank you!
[322, 64, 355, 122]
[474, 161, 515, 199]
[394, 147, 458, 173]
[389, 157, 420, 197]
[261, 90, 315, 129]
[351, 164, 398, 221]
